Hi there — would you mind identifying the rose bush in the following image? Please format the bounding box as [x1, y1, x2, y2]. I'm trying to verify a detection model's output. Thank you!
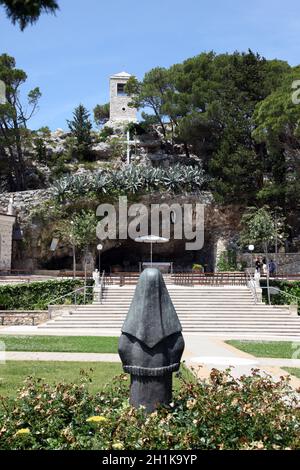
[0, 368, 299, 450]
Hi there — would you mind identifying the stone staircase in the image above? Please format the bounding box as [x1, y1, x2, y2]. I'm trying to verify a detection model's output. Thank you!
[39, 285, 300, 337]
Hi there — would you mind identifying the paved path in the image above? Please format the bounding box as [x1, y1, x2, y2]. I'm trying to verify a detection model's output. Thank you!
[3, 352, 120, 362]
[1, 332, 300, 388]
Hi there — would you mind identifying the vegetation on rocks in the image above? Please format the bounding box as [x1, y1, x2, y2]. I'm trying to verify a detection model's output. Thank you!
[51, 163, 207, 204]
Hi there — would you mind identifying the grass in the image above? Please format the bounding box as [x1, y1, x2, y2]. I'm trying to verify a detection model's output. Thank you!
[0, 336, 119, 353]
[283, 368, 300, 379]
[226, 340, 300, 359]
[0, 361, 191, 399]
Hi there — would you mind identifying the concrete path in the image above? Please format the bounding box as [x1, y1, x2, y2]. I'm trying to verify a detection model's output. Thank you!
[1, 331, 300, 388]
[3, 352, 120, 362]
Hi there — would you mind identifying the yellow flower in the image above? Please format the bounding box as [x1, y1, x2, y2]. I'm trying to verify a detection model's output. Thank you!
[112, 441, 124, 450]
[14, 428, 31, 437]
[86, 416, 108, 424]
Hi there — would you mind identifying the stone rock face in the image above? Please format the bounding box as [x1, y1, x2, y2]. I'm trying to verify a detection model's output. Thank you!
[91, 142, 111, 159]
[0, 189, 52, 221]
[0, 213, 15, 270]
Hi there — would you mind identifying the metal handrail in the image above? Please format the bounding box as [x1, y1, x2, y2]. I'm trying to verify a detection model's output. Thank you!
[261, 286, 300, 305]
[245, 269, 258, 304]
[47, 285, 94, 318]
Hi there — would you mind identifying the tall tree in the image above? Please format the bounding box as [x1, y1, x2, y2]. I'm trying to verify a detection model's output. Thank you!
[253, 67, 300, 210]
[0, 53, 41, 190]
[93, 103, 110, 127]
[0, 0, 58, 30]
[67, 104, 93, 160]
[239, 206, 286, 303]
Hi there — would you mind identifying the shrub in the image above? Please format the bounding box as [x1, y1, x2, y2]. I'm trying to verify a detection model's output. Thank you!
[98, 126, 114, 142]
[217, 251, 238, 272]
[0, 368, 299, 450]
[0, 279, 91, 310]
[260, 279, 300, 313]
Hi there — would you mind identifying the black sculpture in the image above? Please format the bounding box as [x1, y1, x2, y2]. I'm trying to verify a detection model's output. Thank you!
[118, 268, 185, 413]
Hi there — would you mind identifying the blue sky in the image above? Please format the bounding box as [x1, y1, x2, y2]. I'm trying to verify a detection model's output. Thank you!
[0, 0, 299, 130]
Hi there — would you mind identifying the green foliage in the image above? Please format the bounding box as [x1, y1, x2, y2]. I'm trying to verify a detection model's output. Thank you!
[93, 103, 110, 127]
[239, 206, 286, 253]
[0, 0, 59, 30]
[56, 209, 98, 250]
[260, 279, 300, 312]
[67, 104, 93, 161]
[0, 335, 119, 353]
[0, 368, 299, 450]
[0, 279, 85, 310]
[0, 53, 41, 190]
[217, 251, 237, 272]
[127, 51, 297, 205]
[98, 126, 114, 142]
[108, 136, 126, 160]
[227, 340, 300, 359]
[51, 164, 207, 203]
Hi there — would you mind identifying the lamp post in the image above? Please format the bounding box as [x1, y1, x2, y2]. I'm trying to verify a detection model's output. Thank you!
[248, 244, 255, 270]
[97, 243, 103, 273]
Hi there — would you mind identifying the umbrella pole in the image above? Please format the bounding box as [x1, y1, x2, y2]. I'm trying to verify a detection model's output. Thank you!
[150, 242, 153, 266]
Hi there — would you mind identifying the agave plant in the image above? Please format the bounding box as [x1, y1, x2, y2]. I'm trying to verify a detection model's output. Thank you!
[123, 165, 145, 194]
[90, 171, 110, 195]
[51, 163, 208, 202]
[51, 175, 74, 203]
[163, 165, 185, 193]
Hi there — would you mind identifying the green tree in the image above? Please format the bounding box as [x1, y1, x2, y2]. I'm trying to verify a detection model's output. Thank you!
[93, 103, 110, 127]
[239, 206, 286, 303]
[0, 0, 59, 30]
[0, 53, 41, 190]
[253, 67, 300, 209]
[67, 104, 93, 160]
[126, 68, 172, 139]
[56, 210, 98, 277]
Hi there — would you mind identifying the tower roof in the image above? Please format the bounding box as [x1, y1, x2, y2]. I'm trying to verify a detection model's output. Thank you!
[110, 71, 132, 79]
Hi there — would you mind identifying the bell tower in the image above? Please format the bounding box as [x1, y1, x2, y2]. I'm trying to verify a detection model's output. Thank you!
[109, 71, 137, 124]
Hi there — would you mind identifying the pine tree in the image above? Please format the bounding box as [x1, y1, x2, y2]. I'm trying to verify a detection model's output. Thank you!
[67, 104, 93, 160]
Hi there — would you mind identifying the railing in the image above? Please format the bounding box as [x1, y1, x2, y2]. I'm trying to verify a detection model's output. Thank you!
[261, 286, 300, 314]
[245, 269, 258, 304]
[47, 286, 94, 319]
[172, 272, 247, 286]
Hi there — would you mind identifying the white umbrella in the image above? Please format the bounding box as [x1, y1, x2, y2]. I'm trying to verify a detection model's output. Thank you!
[135, 235, 169, 266]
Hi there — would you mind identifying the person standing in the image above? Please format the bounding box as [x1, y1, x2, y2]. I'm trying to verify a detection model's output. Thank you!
[269, 260, 276, 277]
[255, 257, 262, 273]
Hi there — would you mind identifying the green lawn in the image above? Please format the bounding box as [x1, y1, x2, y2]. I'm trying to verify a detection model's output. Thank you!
[0, 335, 119, 353]
[226, 340, 300, 359]
[0, 361, 190, 398]
[283, 368, 300, 379]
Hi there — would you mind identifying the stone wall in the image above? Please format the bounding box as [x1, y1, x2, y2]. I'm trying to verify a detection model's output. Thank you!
[238, 253, 300, 274]
[0, 189, 51, 221]
[0, 214, 15, 270]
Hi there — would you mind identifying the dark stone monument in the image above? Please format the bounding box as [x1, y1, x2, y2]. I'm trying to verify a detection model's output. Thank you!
[118, 268, 185, 413]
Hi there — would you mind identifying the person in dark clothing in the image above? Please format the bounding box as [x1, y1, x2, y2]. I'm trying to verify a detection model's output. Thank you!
[269, 260, 276, 276]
